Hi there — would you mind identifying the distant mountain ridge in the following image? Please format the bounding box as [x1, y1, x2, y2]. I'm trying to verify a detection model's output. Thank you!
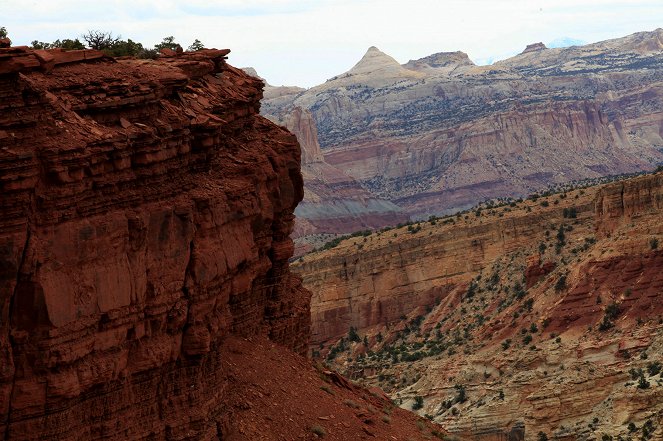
[260, 28, 663, 239]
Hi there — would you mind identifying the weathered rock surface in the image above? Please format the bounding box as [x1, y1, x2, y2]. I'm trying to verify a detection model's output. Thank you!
[295, 172, 663, 440]
[217, 335, 455, 441]
[0, 45, 458, 441]
[265, 29, 663, 224]
[0, 46, 314, 439]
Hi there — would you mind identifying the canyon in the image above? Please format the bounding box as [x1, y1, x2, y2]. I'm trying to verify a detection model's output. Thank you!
[294, 171, 663, 440]
[0, 46, 445, 440]
[260, 29, 663, 242]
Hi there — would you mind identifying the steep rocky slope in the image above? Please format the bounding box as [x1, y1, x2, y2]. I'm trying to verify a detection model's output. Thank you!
[0, 46, 447, 440]
[294, 172, 663, 440]
[265, 29, 663, 227]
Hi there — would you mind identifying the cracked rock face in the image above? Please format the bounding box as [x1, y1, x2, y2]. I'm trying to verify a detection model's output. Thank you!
[0, 47, 310, 439]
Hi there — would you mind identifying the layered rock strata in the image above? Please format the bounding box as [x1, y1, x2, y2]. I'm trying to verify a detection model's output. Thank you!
[277, 106, 407, 242]
[295, 172, 663, 440]
[296, 196, 595, 346]
[265, 29, 663, 224]
[0, 47, 311, 439]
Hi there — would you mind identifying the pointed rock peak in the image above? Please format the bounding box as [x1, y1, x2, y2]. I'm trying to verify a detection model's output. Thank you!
[521, 42, 548, 54]
[347, 46, 403, 75]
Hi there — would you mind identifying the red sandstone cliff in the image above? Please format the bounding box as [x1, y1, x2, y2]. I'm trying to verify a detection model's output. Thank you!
[0, 46, 312, 439]
[0, 46, 454, 441]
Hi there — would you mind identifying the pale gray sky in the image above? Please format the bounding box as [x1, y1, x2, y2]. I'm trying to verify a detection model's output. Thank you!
[3, 0, 662, 87]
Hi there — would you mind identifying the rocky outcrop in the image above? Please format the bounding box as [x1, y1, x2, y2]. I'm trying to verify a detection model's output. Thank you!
[284, 106, 325, 164]
[595, 173, 663, 236]
[524, 255, 555, 289]
[521, 42, 547, 54]
[403, 51, 474, 73]
[0, 46, 311, 439]
[264, 29, 663, 223]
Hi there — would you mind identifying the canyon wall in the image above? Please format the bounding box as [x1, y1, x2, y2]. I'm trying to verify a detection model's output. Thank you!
[0, 47, 310, 439]
[295, 172, 663, 440]
[295, 195, 594, 346]
[270, 105, 407, 246]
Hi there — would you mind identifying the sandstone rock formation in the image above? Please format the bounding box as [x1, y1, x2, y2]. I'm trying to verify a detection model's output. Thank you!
[264, 29, 663, 230]
[521, 42, 547, 54]
[0, 45, 309, 439]
[403, 51, 475, 74]
[295, 172, 663, 440]
[0, 44, 456, 441]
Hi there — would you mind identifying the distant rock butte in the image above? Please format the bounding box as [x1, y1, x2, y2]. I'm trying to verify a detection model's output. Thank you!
[347, 46, 411, 76]
[240, 66, 263, 80]
[403, 51, 475, 73]
[521, 42, 547, 53]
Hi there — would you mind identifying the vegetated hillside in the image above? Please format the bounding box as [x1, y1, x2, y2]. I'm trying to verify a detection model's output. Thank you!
[264, 29, 663, 241]
[294, 171, 663, 441]
[0, 44, 450, 441]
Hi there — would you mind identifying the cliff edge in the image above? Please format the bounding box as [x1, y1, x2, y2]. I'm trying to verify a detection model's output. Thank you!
[0, 46, 311, 439]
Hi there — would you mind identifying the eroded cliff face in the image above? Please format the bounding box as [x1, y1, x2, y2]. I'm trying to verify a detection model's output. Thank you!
[0, 47, 311, 439]
[296, 192, 595, 346]
[295, 173, 663, 441]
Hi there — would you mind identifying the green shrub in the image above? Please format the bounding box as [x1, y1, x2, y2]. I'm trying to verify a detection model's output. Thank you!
[412, 395, 424, 410]
[454, 384, 467, 403]
[348, 326, 361, 343]
[555, 275, 567, 292]
[637, 375, 650, 389]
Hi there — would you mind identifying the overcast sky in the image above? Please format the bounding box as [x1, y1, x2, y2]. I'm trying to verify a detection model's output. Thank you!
[3, 0, 662, 87]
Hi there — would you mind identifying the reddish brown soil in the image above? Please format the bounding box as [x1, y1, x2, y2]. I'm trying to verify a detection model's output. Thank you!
[220, 336, 449, 441]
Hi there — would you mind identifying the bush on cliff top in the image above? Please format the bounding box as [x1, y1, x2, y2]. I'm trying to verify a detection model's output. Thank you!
[17, 28, 205, 59]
